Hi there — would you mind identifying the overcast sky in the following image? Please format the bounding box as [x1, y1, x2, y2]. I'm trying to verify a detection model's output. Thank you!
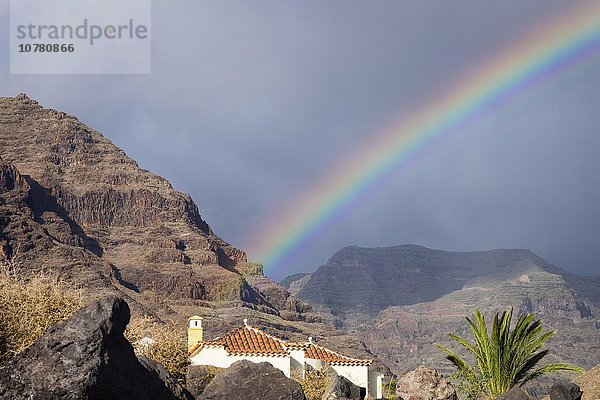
[1, 1, 599, 280]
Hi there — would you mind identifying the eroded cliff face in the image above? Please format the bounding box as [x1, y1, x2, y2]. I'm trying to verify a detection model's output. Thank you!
[365, 261, 600, 375]
[0, 156, 117, 292]
[293, 245, 544, 315]
[0, 94, 279, 309]
[287, 245, 600, 388]
[0, 94, 383, 371]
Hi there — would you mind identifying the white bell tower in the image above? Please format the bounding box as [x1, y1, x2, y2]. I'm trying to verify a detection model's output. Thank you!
[187, 315, 204, 349]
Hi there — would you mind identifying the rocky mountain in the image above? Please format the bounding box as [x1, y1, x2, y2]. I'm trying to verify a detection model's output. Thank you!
[0, 151, 116, 297]
[0, 94, 253, 302]
[284, 245, 600, 381]
[288, 245, 564, 316]
[0, 94, 377, 365]
[281, 273, 310, 290]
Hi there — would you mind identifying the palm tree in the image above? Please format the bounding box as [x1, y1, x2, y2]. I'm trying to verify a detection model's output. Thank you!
[437, 308, 583, 399]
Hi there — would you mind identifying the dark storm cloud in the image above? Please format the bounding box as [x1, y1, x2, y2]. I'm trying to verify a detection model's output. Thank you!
[1, 1, 598, 279]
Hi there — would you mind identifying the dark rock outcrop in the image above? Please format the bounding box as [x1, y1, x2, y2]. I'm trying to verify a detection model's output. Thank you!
[186, 365, 222, 398]
[0, 159, 26, 193]
[550, 382, 583, 400]
[322, 374, 365, 400]
[199, 360, 306, 400]
[0, 296, 192, 400]
[496, 386, 531, 400]
[395, 367, 457, 400]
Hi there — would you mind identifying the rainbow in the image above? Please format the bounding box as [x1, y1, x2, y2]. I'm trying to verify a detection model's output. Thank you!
[246, 3, 600, 275]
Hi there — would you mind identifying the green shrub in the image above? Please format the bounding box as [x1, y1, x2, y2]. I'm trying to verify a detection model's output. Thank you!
[382, 376, 397, 400]
[437, 308, 584, 400]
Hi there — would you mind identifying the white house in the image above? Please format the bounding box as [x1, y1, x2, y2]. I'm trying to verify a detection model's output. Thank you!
[188, 317, 383, 399]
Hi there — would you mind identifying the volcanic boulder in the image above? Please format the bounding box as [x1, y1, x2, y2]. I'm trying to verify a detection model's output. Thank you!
[395, 367, 457, 400]
[550, 382, 583, 400]
[186, 364, 223, 398]
[0, 296, 192, 400]
[199, 360, 306, 400]
[322, 374, 365, 400]
[574, 364, 600, 400]
[496, 386, 531, 400]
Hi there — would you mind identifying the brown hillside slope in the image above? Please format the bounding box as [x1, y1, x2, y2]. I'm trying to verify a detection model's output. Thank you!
[0, 94, 306, 313]
[0, 94, 250, 302]
[286, 245, 600, 394]
[0, 94, 379, 366]
[0, 156, 114, 292]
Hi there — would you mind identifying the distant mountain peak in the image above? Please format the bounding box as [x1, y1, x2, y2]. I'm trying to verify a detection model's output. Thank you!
[284, 243, 600, 382]
[289, 244, 593, 316]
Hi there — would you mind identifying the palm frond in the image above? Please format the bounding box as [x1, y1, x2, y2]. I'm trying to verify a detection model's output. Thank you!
[436, 343, 475, 377]
[438, 308, 584, 399]
[520, 363, 584, 386]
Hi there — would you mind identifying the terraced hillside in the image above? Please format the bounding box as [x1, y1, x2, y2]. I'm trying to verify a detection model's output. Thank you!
[284, 245, 600, 381]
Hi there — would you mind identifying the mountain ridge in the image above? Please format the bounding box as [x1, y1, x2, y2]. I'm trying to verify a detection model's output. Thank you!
[289, 244, 568, 315]
[284, 244, 600, 388]
[0, 94, 381, 367]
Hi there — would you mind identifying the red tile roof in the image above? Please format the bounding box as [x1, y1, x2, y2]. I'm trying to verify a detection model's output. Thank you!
[189, 324, 372, 366]
[303, 343, 372, 366]
[190, 325, 288, 357]
[284, 341, 311, 350]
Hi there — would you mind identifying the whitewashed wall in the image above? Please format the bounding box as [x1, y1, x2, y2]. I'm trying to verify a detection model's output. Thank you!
[190, 347, 380, 397]
[305, 357, 325, 371]
[190, 347, 292, 377]
[368, 370, 383, 399]
[289, 349, 305, 379]
[190, 346, 230, 368]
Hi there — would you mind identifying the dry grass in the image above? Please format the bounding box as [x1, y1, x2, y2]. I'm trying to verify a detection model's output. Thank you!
[298, 367, 335, 400]
[0, 255, 82, 362]
[202, 365, 223, 377]
[382, 376, 398, 400]
[125, 315, 190, 384]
